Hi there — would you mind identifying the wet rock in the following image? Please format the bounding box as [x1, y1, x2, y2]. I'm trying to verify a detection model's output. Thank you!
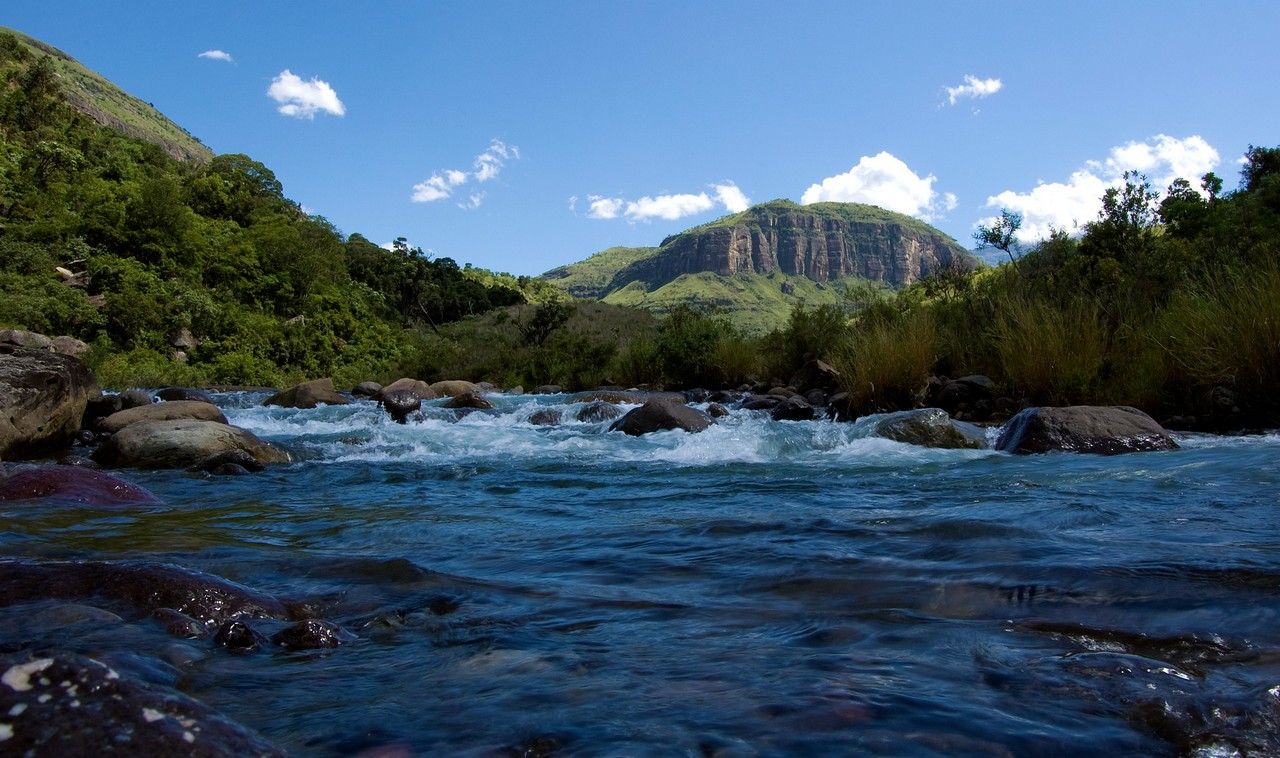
[0, 559, 290, 624]
[708, 390, 739, 404]
[996, 406, 1178, 455]
[376, 378, 438, 401]
[0, 652, 284, 756]
[0, 347, 98, 459]
[58, 453, 95, 466]
[0, 464, 159, 504]
[683, 388, 711, 403]
[210, 463, 250, 476]
[707, 402, 729, 418]
[152, 608, 209, 639]
[444, 391, 494, 410]
[610, 398, 711, 436]
[772, 396, 816, 422]
[569, 390, 684, 405]
[271, 618, 356, 649]
[804, 389, 828, 407]
[191, 449, 266, 474]
[532, 385, 563, 395]
[528, 408, 562, 426]
[827, 392, 855, 422]
[575, 401, 622, 423]
[743, 396, 781, 411]
[156, 386, 214, 403]
[214, 619, 267, 653]
[51, 335, 89, 358]
[790, 359, 842, 394]
[430, 379, 479, 398]
[768, 386, 798, 399]
[874, 408, 985, 449]
[97, 400, 228, 433]
[29, 602, 124, 628]
[380, 389, 421, 424]
[92, 419, 289, 469]
[262, 377, 350, 409]
[117, 389, 154, 410]
[0, 328, 53, 350]
[351, 381, 383, 398]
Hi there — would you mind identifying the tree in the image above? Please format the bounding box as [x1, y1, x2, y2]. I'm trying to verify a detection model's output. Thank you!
[1241, 145, 1280, 191]
[974, 209, 1024, 270]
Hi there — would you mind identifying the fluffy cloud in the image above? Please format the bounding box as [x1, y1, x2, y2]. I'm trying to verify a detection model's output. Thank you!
[411, 140, 521, 207]
[267, 70, 345, 119]
[581, 181, 751, 223]
[982, 134, 1221, 241]
[801, 152, 956, 219]
[198, 49, 233, 63]
[944, 75, 1002, 106]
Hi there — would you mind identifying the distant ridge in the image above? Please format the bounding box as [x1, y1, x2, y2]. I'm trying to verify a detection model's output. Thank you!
[1, 26, 212, 162]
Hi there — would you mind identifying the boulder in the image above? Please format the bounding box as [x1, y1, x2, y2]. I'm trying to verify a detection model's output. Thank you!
[995, 406, 1179, 455]
[380, 390, 421, 423]
[91, 419, 289, 469]
[0, 465, 159, 504]
[0, 347, 98, 459]
[790, 359, 843, 394]
[707, 402, 729, 418]
[444, 391, 494, 410]
[569, 390, 684, 405]
[0, 328, 53, 351]
[262, 377, 350, 409]
[528, 408, 562, 426]
[351, 381, 382, 398]
[429, 380, 478, 398]
[156, 387, 213, 403]
[117, 389, 153, 410]
[743, 395, 781, 411]
[376, 377, 438, 401]
[51, 335, 89, 358]
[98, 400, 227, 433]
[271, 618, 356, 650]
[0, 652, 284, 756]
[610, 398, 711, 436]
[827, 392, 856, 422]
[191, 449, 266, 474]
[772, 396, 816, 422]
[873, 408, 984, 449]
[576, 401, 623, 423]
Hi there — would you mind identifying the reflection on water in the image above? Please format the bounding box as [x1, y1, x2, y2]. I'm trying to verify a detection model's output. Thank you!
[2, 392, 1279, 755]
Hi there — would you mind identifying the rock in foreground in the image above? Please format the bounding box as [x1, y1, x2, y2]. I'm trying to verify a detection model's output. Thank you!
[0, 347, 98, 459]
[610, 398, 711, 436]
[91, 419, 289, 469]
[0, 465, 159, 504]
[996, 406, 1178, 455]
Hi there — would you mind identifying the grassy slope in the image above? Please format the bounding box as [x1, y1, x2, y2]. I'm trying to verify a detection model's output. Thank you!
[1, 26, 211, 162]
[541, 245, 659, 298]
[603, 271, 889, 334]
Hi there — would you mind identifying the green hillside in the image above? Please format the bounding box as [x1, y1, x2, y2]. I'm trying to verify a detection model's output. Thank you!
[0, 26, 211, 162]
[541, 245, 659, 299]
[671, 198, 948, 240]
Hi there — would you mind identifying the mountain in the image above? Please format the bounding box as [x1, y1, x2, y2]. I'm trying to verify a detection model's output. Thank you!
[542, 200, 979, 331]
[0, 26, 211, 162]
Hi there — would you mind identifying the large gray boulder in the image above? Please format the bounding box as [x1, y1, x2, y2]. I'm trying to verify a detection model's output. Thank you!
[97, 400, 228, 433]
[873, 408, 984, 449]
[376, 377, 438, 401]
[0, 347, 98, 459]
[91, 419, 289, 469]
[262, 377, 350, 409]
[996, 406, 1179, 455]
[610, 398, 711, 436]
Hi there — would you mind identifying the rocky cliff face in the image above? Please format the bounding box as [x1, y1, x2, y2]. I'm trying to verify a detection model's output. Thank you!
[611, 202, 977, 290]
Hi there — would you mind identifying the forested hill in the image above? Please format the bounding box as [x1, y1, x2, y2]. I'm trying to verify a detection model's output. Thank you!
[0, 28, 543, 387]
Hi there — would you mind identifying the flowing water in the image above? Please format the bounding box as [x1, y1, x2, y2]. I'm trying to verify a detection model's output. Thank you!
[3, 392, 1279, 756]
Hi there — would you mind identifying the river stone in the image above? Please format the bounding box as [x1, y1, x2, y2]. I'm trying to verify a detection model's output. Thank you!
[0, 346, 99, 459]
[0, 652, 284, 756]
[0, 464, 159, 504]
[429, 379, 478, 398]
[91, 419, 289, 469]
[351, 381, 382, 397]
[610, 398, 711, 436]
[569, 390, 684, 405]
[117, 389, 154, 410]
[444, 391, 494, 410]
[707, 402, 729, 418]
[772, 396, 816, 421]
[576, 401, 622, 423]
[97, 400, 228, 433]
[528, 408, 561, 426]
[271, 618, 356, 649]
[262, 377, 350, 409]
[214, 620, 267, 653]
[157, 386, 213, 403]
[873, 408, 984, 449]
[377, 377, 438, 401]
[0, 559, 290, 624]
[532, 384, 562, 395]
[996, 405, 1179, 455]
[380, 389, 421, 424]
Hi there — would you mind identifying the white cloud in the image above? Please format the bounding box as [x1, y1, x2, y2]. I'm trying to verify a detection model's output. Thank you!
[944, 75, 1002, 106]
[801, 151, 955, 219]
[267, 70, 345, 119]
[981, 134, 1221, 241]
[198, 49, 233, 63]
[410, 140, 520, 206]
[580, 181, 752, 223]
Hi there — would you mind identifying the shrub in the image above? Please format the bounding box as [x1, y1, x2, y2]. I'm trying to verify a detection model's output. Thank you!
[832, 309, 938, 411]
[990, 296, 1109, 405]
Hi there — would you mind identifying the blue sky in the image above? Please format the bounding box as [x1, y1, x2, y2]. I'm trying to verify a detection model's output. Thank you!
[6, 2, 1277, 274]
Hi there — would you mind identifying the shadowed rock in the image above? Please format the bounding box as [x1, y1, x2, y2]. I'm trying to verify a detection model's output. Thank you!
[996, 406, 1178, 455]
[97, 400, 228, 433]
[262, 377, 350, 409]
[610, 398, 710, 436]
[0, 465, 159, 504]
[352, 381, 383, 397]
[0, 652, 284, 756]
[874, 408, 985, 449]
[157, 386, 214, 403]
[772, 396, 815, 422]
[271, 618, 357, 649]
[214, 620, 267, 653]
[0, 346, 98, 459]
[92, 419, 289, 469]
[528, 408, 561, 426]
[790, 359, 842, 394]
[191, 449, 266, 474]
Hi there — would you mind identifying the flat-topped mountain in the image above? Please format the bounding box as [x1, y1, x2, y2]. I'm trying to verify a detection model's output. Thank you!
[543, 200, 979, 331]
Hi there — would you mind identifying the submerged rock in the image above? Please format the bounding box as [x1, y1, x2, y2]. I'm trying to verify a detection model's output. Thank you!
[191, 449, 266, 474]
[996, 406, 1178, 455]
[528, 408, 562, 426]
[97, 400, 228, 433]
[0, 465, 159, 504]
[262, 377, 350, 409]
[271, 618, 356, 649]
[214, 620, 267, 653]
[874, 408, 985, 449]
[91, 419, 289, 469]
[0, 652, 284, 756]
[610, 398, 711, 436]
[0, 346, 98, 459]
